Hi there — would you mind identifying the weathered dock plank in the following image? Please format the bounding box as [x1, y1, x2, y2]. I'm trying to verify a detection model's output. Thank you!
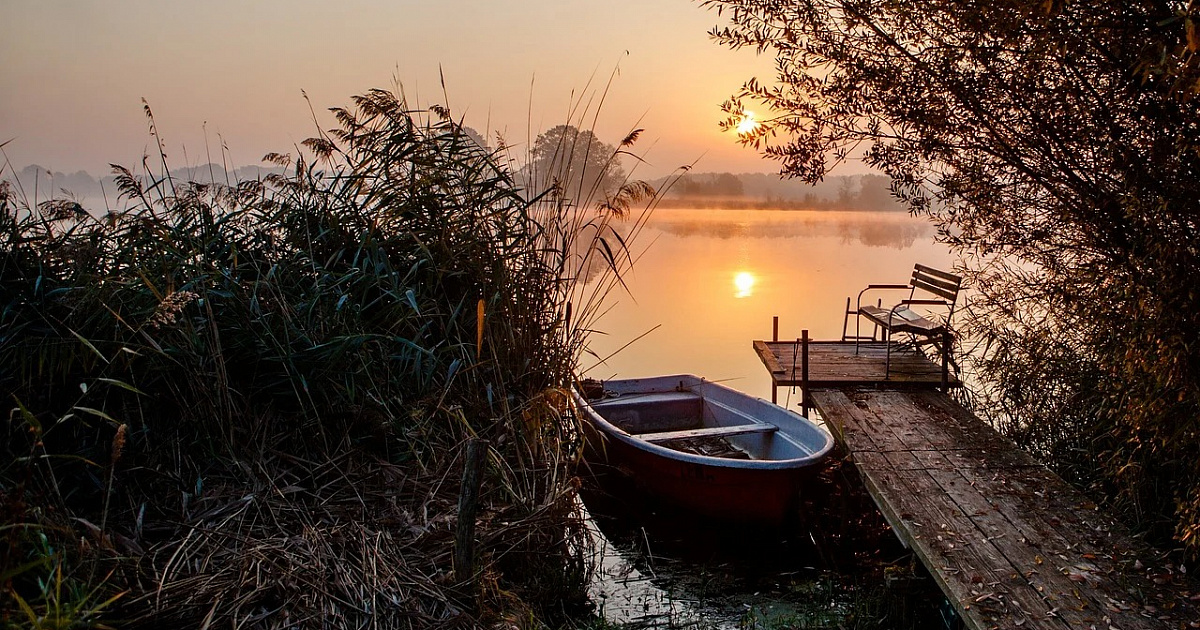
[810, 388, 1198, 630]
[753, 340, 960, 404]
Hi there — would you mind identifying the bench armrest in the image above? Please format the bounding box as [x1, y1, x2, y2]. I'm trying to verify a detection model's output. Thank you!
[856, 284, 912, 309]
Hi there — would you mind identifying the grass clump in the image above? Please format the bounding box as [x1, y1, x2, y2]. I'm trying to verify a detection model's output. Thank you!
[1, 88, 655, 628]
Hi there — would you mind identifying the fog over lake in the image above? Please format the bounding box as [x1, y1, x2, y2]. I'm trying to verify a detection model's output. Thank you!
[582, 208, 954, 402]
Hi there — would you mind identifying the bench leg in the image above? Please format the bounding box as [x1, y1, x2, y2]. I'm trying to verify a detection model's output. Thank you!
[854, 300, 861, 355]
[842, 297, 851, 341]
[941, 331, 951, 392]
[884, 330, 891, 378]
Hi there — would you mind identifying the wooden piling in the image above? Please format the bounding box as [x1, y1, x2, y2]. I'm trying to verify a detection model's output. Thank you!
[454, 438, 487, 591]
[771, 316, 780, 403]
[800, 330, 809, 416]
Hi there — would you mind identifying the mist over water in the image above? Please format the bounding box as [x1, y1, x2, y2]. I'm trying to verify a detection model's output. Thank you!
[578, 207, 956, 625]
[582, 208, 954, 402]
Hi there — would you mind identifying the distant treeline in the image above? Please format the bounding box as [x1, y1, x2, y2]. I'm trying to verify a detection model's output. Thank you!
[7, 164, 906, 213]
[657, 171, 905, 211]
[4, 163, 286, 207]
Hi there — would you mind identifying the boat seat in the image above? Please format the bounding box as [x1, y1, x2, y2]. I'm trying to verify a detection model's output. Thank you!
[588, 391, 701, 409]
[637, 423, 777, 443]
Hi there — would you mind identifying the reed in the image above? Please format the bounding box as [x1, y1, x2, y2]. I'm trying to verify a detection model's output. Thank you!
[1, 87, 669, 628]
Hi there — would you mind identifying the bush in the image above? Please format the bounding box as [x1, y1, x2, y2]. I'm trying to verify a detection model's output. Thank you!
[1, 89, 656, 628]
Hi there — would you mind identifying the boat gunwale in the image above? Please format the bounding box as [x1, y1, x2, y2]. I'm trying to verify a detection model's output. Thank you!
[574, 375, 833, 471]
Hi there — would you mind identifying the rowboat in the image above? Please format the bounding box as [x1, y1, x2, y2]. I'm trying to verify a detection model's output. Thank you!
[574, 375, 834, 522]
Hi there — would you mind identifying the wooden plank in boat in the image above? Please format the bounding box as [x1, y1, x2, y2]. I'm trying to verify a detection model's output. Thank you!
[637, 423, 777, 443]
[589, 391, 701, 408]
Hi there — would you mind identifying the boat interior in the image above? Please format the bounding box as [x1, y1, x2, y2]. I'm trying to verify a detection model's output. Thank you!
[588, 391, 819, 461]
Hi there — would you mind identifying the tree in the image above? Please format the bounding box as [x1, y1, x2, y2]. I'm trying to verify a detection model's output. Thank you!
[704, 0, 1200, 556]
[527, 125, 626, 201]
[459, 125, 489, 151]
[711, 172, 745, 196]
[674, 172, 745, 196]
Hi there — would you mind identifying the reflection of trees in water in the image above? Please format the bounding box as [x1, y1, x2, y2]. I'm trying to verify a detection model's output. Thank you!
[569, 221, 611, 287]
[650, 212, 933, 249]
[836, 219, 929, 248]
[560, 216, 647, 288]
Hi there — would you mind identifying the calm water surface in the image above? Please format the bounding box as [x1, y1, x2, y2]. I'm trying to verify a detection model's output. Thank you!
[582, 208, 955, 401]
[579, 207, 956, 627]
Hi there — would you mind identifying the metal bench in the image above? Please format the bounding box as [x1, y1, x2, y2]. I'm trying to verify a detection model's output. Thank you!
[842, 264, 962, 378]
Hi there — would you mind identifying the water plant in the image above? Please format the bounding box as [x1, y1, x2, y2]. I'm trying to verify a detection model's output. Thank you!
[1, 87, 664, 628]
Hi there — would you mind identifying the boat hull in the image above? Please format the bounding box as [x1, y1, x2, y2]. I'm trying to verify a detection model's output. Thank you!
[576, 375, 833, 522]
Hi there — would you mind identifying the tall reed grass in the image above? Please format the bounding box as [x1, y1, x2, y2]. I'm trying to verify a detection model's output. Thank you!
[1, 88, 668, 628]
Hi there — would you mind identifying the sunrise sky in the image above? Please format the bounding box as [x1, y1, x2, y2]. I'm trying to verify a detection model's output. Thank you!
[1, 0, 795, 179]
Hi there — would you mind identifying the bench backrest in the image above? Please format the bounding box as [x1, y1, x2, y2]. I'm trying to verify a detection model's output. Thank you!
[910, 264, 962, 306]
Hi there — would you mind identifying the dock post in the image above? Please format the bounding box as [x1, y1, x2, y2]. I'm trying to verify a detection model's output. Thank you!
[801, 330, 810, 417]
[771, 316, 780, 404]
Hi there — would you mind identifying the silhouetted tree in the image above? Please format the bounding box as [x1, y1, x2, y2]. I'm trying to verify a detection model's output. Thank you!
[705, 0, 1200, 556]
[711, 172, 744, 196]
[528, 125, 625, 200]
[459, 125, 489, 151]
[675, 172, 745, 197]
[856, 174, 899, 211]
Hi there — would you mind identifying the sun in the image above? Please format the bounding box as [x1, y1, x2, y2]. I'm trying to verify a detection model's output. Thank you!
[736, 110, 760, 135]
[734, 271, 756, 298]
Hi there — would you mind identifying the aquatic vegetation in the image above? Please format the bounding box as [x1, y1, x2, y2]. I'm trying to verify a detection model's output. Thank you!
[0, 88, 665, 627]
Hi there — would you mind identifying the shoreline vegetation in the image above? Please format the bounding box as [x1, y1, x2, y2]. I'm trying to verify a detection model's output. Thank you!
[707, 0, 1200, 573]
[1, 89, 662, 628]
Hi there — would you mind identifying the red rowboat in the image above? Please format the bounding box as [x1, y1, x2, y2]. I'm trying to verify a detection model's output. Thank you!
[575, 375, 834, 522]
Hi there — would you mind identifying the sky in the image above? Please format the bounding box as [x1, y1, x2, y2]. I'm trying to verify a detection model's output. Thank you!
[1, 0, 807, 180]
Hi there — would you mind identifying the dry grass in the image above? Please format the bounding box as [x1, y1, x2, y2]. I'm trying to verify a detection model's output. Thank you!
[1, 87, 672, 628]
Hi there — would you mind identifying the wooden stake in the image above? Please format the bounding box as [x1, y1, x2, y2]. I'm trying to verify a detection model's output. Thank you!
[801, 330, 810, 416]
[772, 316, 780, 403]
[454, 438, 487, 592]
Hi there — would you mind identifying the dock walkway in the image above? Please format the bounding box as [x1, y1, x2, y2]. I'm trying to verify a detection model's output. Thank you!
[754, 338, 960, 404]
[809, 387, 1197, 629]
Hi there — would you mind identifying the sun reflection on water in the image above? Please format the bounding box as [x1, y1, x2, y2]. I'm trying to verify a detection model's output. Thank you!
[582, 209, 952, 401]
[734, 271, 756, 298]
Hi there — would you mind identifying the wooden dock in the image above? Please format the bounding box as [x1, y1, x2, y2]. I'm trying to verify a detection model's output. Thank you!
[753, 338, 960, 404]
[809, 387, 1198, 629]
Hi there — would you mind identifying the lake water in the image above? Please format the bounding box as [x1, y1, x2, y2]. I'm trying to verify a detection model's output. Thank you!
[581, 207, 955, 402]
[578, 207, 957, 627]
